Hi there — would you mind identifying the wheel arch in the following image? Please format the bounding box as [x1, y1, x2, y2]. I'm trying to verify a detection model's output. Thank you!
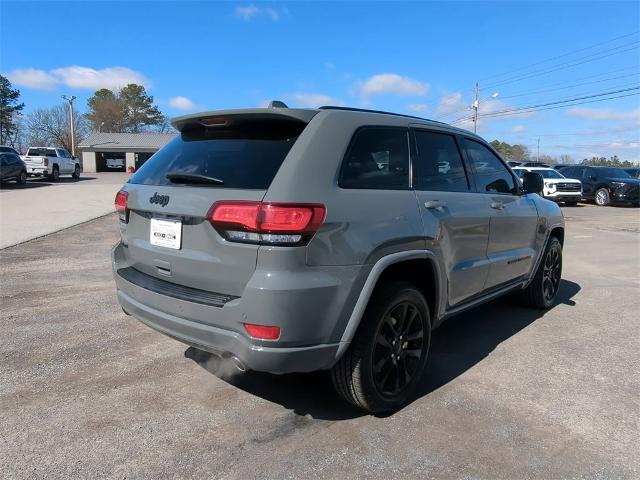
[335, 250, 442, 360]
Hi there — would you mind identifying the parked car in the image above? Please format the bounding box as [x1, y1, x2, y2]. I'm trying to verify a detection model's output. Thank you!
[623, 167, 640, 179]
[521, 161, 551, 168]
[0, 145, 20, 155]
[0, 152, 27, 184]
[512, 167, 582, 205]
[21, 147, 81, 181]
[106, 158, 125, 170]
[112, 104, 564, 413]
[558, 165, 640, 206]
[553, 164, 570, 171]
[507, 160, 522, 168]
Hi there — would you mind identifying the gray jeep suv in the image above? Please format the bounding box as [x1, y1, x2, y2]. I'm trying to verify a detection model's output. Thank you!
[112, 105, 564, 413]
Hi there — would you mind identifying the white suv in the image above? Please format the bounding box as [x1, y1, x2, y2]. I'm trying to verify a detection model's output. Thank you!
[513, 167, 582, 205]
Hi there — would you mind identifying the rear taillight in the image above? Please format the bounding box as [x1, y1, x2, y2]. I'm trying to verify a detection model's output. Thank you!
[243, 323, 281, 340]
[114, 190, 129, 223]
[43, 158, 49, 166]
[208, 201, 326, 246]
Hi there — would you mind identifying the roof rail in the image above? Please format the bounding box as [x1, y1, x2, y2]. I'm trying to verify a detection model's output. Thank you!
[318, 105, 448, 125]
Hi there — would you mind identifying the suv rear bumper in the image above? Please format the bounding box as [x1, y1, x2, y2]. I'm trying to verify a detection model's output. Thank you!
[117, 288, 340, 373]
[112, 242, 360, 374]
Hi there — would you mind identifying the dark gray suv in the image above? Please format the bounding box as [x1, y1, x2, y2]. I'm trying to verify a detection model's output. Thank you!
[112, 105, 564, 412]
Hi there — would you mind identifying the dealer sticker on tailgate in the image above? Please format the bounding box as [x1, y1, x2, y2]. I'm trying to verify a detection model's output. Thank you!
[150, 218, 182, 250]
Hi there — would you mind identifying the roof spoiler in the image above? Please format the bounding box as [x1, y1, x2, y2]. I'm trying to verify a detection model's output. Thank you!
[171, 105, 317, 132]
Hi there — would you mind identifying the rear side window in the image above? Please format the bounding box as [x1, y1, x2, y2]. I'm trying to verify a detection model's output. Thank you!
[413, 130, 469, 192]
[464, 139, 517, 194]
[339, 127, 409, 190]
[27, 148, 56, 157]
[130, 120, 306, 189]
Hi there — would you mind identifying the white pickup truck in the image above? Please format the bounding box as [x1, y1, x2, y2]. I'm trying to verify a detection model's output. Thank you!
[21, 147, 81, 181]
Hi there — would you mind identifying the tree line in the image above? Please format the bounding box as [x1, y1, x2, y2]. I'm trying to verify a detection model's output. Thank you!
[489, 139, 637, 167]
[0, 75, 172, 154]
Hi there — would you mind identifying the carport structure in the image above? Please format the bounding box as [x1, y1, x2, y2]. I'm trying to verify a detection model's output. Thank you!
[78, 132, 176, 173]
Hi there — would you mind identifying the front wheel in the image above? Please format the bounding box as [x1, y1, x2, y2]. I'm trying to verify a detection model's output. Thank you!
[595, 188, 610, 206]
[331, 281, 431, 413]
[523, 236, 562, 309]
[17, 171, 27, 184]
[72, 165, 80, 179]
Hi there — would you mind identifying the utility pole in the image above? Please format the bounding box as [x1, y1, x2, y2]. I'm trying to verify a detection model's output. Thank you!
[472, 82, 479, 133]
[537, 136, 540, 162]
[62, 95, 76, 156]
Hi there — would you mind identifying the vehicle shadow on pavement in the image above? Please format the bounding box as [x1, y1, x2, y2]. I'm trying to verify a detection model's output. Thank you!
[186, 279, 580, 421]
[0, 177, 97, 189]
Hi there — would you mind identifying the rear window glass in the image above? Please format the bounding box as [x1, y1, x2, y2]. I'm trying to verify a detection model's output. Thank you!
[339, 127, 409, 190]
[27, 148, 56, 157]
[129, 120, 306, 189]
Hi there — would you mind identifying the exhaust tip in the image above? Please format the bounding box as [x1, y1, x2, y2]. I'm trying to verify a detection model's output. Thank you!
[229, 355, 247, 372]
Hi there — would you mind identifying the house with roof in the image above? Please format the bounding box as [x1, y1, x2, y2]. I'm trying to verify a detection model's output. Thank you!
[78, 132, 176, 173]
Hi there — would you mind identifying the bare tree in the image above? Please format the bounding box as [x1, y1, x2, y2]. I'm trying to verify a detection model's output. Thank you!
[25, 104, 90, 152]
[559, 154, 574, 164]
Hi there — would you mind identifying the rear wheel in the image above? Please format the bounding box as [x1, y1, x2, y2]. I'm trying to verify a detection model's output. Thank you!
[50, 166, 60, 182]
[595, 188, 610, 206]
[523, 236, 562, 309]
[17, 170, 27, 184]
[331, 281, 431, 413]
[72, 164, 80, 179]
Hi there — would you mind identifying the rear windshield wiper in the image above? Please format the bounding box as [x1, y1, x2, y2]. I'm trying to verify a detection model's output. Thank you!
[166, 172, 224, 185]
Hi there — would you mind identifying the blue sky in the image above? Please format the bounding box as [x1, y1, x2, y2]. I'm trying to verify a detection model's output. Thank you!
[2, 0, 639, 160]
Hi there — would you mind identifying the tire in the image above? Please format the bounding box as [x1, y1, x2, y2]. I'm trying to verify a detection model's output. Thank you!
[72, 164, 80, 179]
[17, 170, 27, 184]
[331, 281, 431, 413]
[50, 166, 60, 182]
[523, 236, 562, 309]
[595, 188, 610, 206]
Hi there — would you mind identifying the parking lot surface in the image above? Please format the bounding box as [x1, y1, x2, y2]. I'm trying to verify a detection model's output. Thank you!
[0, 173, 129, 249]
[1, 204, 639, 479]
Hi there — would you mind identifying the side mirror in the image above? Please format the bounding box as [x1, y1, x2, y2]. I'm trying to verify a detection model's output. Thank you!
[522, 171, 543, 195]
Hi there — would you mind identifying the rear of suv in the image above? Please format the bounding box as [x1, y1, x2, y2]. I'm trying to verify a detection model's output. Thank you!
[112, 105, 564, 413]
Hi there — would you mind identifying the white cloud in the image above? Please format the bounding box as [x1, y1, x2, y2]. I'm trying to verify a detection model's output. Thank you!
[511, 125, 526, 133]
[408, 103, 429, 113]
[565, 107, 640, 121]
[235, 5, 282, 21]
[289, 93, 341, 108]
[5, 66, 150, 90]
[52, 66, 149, 90]
[437, 92, 466, 115]
[360, 74, 429, 97]
[5, 68, 58, 89]
[169, 96, 196, 111]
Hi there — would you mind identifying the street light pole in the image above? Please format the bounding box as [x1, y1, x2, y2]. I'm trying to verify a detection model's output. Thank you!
[62, 95, 77, 156]
[472, 82, 479, 134]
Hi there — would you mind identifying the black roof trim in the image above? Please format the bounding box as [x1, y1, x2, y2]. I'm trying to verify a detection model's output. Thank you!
[318, 105, 449, 125]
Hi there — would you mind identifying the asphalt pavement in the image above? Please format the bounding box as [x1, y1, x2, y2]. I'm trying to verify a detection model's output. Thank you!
[0, 172, 129, 249]
[0, 204, 638, 479]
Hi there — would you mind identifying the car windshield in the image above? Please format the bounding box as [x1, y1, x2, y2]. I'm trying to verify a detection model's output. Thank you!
[27, 148, 56, 157]
[595, 168, 632, 178]
[533, 169, 564, 179]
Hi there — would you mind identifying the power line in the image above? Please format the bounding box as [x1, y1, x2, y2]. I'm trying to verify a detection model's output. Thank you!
[448, 91, 640, 126]
[476, 30, 640, 84]
[497, 72, 640, 100]
[484, 41, 640, 89]
[478, 86, 640, 118]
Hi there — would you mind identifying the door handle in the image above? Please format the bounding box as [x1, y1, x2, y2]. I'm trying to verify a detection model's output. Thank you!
[490, 201, 505, 210]
[424, 200, 446, 209]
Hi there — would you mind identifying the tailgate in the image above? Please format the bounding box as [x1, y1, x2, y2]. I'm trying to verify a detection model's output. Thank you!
[120, 184, 265, 297]
[117, 111, 312, 298]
